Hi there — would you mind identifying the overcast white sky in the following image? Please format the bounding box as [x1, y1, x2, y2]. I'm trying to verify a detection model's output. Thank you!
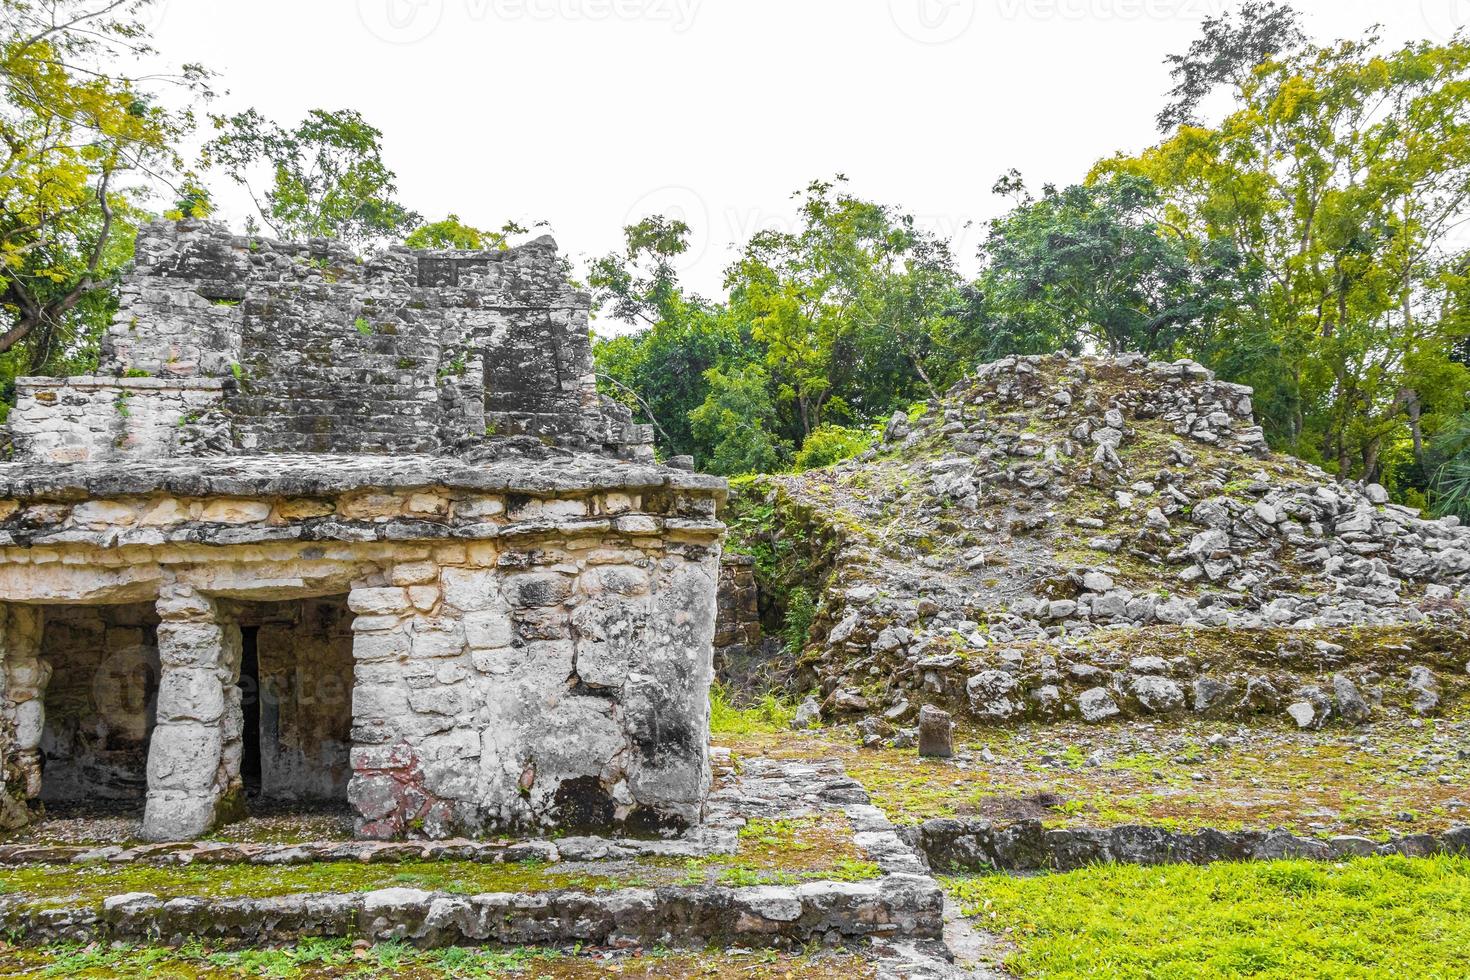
[146, 0, 1469, 320]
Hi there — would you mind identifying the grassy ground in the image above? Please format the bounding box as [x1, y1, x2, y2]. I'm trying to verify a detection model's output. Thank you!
[0, 814, 878, 906]
[0, 939, 873, 978]
[945, 854, 1470, 979]
[718, 707, 1470, 839]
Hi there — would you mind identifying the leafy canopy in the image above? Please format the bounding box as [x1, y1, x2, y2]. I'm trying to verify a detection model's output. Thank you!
[205, 107, 419, 247]
[0, 0, 209, 377]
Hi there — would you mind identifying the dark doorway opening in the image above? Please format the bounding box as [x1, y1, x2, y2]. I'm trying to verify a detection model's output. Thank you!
[239, 625, 261, 797]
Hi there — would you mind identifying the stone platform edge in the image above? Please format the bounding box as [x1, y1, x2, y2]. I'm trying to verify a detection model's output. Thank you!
[908, 818, 1470, 873]
[0, 874, 943, 948]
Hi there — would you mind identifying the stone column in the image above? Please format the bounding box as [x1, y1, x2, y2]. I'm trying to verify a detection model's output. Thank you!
[143, 585, 243, 841]
[345, 580, 423, 839]
[0, 605, 49, 827]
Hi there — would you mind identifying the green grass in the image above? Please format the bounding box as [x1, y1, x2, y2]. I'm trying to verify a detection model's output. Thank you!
[945, 855, 1470, 979]
[0, 938, 875, 978]
[709, 683, 795, 734]
[9, 938, 565, 977]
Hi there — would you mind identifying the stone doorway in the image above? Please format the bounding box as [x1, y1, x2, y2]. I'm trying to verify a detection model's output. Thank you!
[37, 602, 163, 805]
[230, 595, 354, 809]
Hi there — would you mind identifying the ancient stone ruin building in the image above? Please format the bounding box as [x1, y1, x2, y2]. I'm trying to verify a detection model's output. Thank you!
[0, 219, 725, 842]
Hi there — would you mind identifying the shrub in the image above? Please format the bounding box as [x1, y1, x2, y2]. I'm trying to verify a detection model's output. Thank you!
[793, 423, 874, 471]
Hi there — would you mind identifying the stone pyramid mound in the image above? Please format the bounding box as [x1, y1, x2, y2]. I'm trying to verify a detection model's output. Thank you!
[727, 352, 1470, 730]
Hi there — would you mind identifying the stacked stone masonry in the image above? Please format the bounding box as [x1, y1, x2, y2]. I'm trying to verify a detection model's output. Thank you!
[8, 219, 653, 461]
[0, 221, 723, 844]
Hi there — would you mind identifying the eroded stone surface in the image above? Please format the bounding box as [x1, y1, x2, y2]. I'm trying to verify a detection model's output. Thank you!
[0, 223, 726, 844]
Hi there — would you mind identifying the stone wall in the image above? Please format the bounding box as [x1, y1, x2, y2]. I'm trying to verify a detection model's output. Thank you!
[85, 219, 652, 459]
[0, 451, 724, 840]
[712, 554, 777, 694]
[7, 378, 228, 464]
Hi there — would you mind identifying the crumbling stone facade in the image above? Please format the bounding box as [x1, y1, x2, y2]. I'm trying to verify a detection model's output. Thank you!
[9, 219, 653, 461]
[0, 221, 724, 842]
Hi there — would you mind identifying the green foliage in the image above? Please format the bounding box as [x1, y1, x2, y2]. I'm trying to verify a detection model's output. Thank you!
[205, 107, 419, 247]
[595, 184, 971, 473]
[974, 171, 1243, 357]
[404, 213, 526, 250]
[591, 215, 758, 465]
[16, 938, 571, 978]
[1097, 22, 1470, 486]
[946, 855, 1470, 978]
[726, 176, 966, 438]
[781, 586, 816, 654]
[793, 423, 874, 471]
[0, 0, 209, 388]
[688, 362, 787, 475]
[708, 682, 795, 734]
[354, 316, 373, 336]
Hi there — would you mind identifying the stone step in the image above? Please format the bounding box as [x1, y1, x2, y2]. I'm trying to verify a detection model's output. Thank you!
[0, 875, 944, 949]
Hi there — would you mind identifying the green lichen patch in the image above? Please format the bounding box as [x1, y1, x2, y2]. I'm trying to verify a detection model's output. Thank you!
[0, 808, 882, 905]
[945, 855, 1470, 979]
[0, 858, 625, 906]
[720, 711, 1470, 839]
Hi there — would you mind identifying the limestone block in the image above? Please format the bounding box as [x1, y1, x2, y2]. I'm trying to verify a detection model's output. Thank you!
[455, 496, 505, 519]
[349, 588, 411, 616]
[464, 611, 513, 650]
[277, 499, 335, 520]
[339, 493, 404, 520]
[157, 667, 225, 723]
[408, 684, 469, 716]
[200, 499, 272, 524]
[506, 573, 573, 609]
[352, 683, 411, 721]
[440, 568, 500, 611]
[142, 791, 222, 841]
[12, 698, 44, 748]
[147, 722, 223, 791]
[390, 561, 440, 585]
[406, 492, 449, 516]
[156, 622, 227, 668]
[410, 619, 466, 659]
[582, 565, 650, 597]
[601, 493, 635, 514]
[72, 500, 139, 526]
[353, 630, 412, 662]
[156, 588, 215, 622]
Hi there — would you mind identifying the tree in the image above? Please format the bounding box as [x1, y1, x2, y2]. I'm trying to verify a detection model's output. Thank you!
[1156, 0, 1306, 132]
[725, 177, 962, 440]
[405, 214, 526, 250]
[588, 214, 696, 327]
[1101, 25, 1470, 483]
[975, 172, 1244, 357]
[0, 0, 209, 374]
[688, 363, 787, 475]
[204, 108, 419, 247]
[590, 216, 755, 463]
